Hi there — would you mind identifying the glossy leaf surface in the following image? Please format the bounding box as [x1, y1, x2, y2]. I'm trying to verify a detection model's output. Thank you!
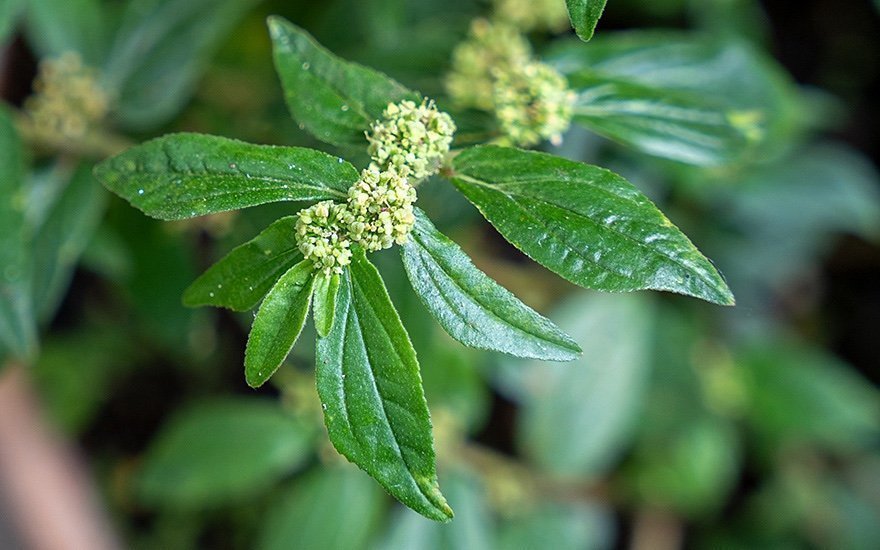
[183, 216, 303, 311]
[244, 261, 315, 388]
[451, 146, 734, 305]
[312, 272, 340, 338]
[315, 251, 452, 521]
[268, 16, 419, 146]
[401, 208, 580, 361]
[94, 133, 355, 220]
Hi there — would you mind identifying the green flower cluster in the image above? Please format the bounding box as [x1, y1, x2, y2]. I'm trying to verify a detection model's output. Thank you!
[494, 0, 570, 32]
[346, 165, 417, 252]
[24, 52, 109, 140]
[295, 201, 353, 275]
[446, 19, 531, 111]
[446, 18, 576, 147]
[367, 99, 456, 180]
[493, 61, 576, 147]
[297, 98, 454, 274]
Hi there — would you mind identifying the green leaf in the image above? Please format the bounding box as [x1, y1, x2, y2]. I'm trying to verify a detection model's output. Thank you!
[245, 261, 315, 388]
[268, 16, 420, 147]
[498, 502, 614, 550]
[450, 146, 734, 305]
[0, 0, 22, 43]
[24, 0, 105, 64]
[315, 250, 452, 521]
[377, 469, 492, 548]
[401, 208, 580, 361]
[568, 71, 750, 166]
[259, 466, 385, 550]
[515, 293, 653, 477]
[31, 163, 106, 322]
[312, 272, 340, 338]
[104, 0, 260, 130]
[565, 0, 607, 41]
[0, 107, 36, 362]
[94, 133, 356, 220]
[183, 217, 303, 311]
[137, 398, 314, 508]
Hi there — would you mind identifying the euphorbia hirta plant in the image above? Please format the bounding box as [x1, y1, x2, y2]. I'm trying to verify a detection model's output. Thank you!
[95, 15, 733, 521]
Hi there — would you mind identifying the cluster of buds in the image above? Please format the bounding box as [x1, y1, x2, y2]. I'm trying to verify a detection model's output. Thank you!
[446, 17, 576, 147]
[493, 61, 576, 147]
[446, 19, 531, 110]
[295, 201, 353, 275]
[24, 52, 109, 141]
[295, 98, 455, 273]
[346, 165, 417, 252]
[367, 99, 456, 180]
[494, 0, 571, 32]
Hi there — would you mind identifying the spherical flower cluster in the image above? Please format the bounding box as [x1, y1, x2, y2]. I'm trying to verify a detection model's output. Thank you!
[367, 99, 456, 180]
[446, 18, 531, 110]
[492, 61, 576, 147]
[295, 201, 353, 275]
[346, 165, 417, 252]
[494, 0, 570, 32]
[24, 52, 109, 140]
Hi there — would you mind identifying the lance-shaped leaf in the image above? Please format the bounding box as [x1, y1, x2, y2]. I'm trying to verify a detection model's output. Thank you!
[569, 72, 750, 166]
[566, 0, 607, 41]
[94, 133, 356, 220]
[0, 108, 36, 361]
[316, 251, 452, 521]
[312, 272, 340, 338]
[245, 261, 315, 388]
[184, 217, 303, 311]
[401, 208, 581, 361]
[268, 16, 420, 147]
[450, 146, 734, 305]
[32, 163, 106, 322]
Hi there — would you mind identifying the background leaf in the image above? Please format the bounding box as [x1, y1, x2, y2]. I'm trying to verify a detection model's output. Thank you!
[504, 292, 654, 477]
[244, 260, 315, 388]
[568, 71, 750, 166]
[24, 0, 105, 64]
[183, 216, 304, 311]
[104, 0, 260, 130]
[268, 16, 420, 147]
[258, 466, 385, 550]
[31, 163, 106, 322]
[95, 133, 356, 220]
[315, 252, 452, 521]
[565, 0, 608, 41]
[401, 208, 580, 361]
[0, 0, 22, 43]
[0, 108, 36, 362]
[137, 398, 314, 508]
[450, 146, 734, 305]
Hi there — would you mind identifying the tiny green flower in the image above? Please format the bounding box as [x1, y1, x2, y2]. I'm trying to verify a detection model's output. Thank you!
[492, 61, 576, 147]
[346, 165, 417, 252]
[295, 200, 353, 275]
[446, 18, 532, 110]
[367, 99, 456, 180]
[24, 52, 109, 140]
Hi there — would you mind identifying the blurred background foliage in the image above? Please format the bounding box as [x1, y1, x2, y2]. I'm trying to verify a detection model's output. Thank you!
[1, 0, 879, 548]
